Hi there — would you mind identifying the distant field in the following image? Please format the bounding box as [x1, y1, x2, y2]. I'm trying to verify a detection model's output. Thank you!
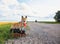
[39, 21, 60, 24]
[0, 22, 9, 25]
[0, 22, 17, 25]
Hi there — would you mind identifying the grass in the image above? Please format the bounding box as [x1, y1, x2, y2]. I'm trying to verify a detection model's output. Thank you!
[0, 23, 12, 44]
[39, 21, 60, 24]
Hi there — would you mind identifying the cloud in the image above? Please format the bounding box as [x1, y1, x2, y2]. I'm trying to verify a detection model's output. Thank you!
[17, 0, 29, 3]
[17, 0, 32, 4]
[0, 0, 4, 5]
[0, 0, 59, 21]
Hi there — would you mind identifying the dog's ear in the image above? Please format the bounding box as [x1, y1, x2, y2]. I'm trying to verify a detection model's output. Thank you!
[25, 16, 27, 18]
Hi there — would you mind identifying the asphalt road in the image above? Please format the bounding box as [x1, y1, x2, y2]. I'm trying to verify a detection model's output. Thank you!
[6, 22, 60, 44]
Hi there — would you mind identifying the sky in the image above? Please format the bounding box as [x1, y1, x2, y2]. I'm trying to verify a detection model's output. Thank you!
[0, 0, 60, 21]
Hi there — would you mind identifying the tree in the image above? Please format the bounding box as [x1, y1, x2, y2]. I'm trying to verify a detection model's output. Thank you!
[54, 11, 60, 22]
[35, 20, 37, 22]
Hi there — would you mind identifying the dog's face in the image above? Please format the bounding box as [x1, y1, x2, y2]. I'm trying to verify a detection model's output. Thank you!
[21, 16, 27, 22]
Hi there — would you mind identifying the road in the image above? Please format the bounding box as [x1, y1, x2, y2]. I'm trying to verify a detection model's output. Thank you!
[6, 22, 60, 44]
[28, 22, 60, 44]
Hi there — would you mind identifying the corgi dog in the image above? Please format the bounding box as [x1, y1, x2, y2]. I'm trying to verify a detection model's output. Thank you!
[10, 16, 27, 37]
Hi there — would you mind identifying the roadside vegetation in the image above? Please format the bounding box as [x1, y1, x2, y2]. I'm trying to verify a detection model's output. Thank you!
[0, 23, 12, 44]
[39, 21, 60, 24]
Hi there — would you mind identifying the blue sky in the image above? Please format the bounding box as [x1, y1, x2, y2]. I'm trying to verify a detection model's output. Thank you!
[0, 0, 60, 21]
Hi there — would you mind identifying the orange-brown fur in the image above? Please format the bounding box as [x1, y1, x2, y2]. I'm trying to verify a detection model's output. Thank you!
[10, 16, 27, 37]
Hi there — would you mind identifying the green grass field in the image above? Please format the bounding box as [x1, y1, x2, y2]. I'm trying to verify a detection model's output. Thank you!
[0, 23, 12, 44]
